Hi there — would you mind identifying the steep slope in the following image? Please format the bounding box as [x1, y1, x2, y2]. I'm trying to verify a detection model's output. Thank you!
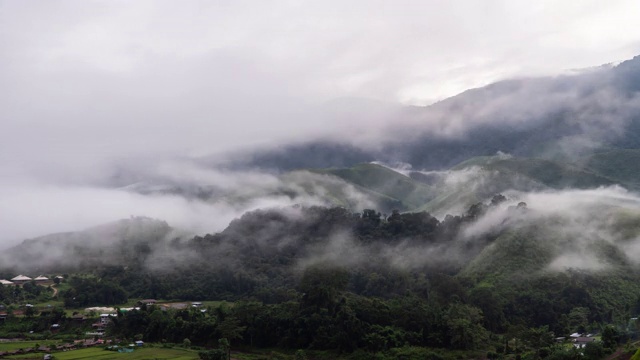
[311, 163, 435, 210]
[416, 156, 615, 216]
[454, 156, 616, 189]
[458, 207, 640, 325]
[236, 55, 640, 171]
[580, 149, 640, 190]
[301, 156, 620, 217]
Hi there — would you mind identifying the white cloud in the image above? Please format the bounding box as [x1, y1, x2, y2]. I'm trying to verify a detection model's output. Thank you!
[1, 0, 640, 241]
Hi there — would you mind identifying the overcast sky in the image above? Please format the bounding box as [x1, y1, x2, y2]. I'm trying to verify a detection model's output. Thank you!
[2, 0, 640, 243]
[3, 1, 640, 171]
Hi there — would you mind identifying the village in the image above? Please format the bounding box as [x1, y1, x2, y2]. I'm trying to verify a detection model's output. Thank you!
[0, 274, 210, 359]
[0, 275, 61, 287]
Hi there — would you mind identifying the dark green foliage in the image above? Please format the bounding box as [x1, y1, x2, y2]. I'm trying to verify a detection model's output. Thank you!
[601, 325, 621, 350]
[5, 200, 640, 356]
[581, 149, 640, 190]
[478, 158, 615, 189]
[198, 349, 227, 360]
[443, 303, 488, 350]
[583, 341, 607, 360]
[0, 280, 52, 304]
[314, 163, 435, 210]
[61, 276, 127, 307]
[546, 347, 583, 360]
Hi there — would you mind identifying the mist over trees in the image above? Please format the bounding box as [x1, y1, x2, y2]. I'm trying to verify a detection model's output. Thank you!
[3, 195, 640, 357]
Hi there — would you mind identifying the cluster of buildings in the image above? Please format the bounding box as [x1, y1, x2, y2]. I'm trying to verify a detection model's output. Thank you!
[0, 275, 62, 286]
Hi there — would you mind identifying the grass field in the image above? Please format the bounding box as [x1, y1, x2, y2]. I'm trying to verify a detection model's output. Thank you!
[2, 346, 200, 359]
[0, 340, 52, 351]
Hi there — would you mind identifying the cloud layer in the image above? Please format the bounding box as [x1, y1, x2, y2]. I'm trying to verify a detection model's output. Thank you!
[2, 1, 640, 243]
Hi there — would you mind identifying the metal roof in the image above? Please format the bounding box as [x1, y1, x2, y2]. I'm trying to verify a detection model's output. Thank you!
[11, 275, 32, 281]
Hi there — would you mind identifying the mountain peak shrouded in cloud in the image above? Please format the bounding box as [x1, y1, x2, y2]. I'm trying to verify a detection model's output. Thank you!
[3, 1, 640, 246]
[2, 53, 640, 247]
[2, 53, 640, 246]
[237, 55, 640, 172]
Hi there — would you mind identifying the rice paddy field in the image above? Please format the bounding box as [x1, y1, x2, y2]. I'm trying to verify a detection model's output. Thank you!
[0, 340, 52, 351]
[0, 346, 200, 359]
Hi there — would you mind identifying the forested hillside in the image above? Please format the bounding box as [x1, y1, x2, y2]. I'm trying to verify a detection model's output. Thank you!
[4, 197, 640, 358]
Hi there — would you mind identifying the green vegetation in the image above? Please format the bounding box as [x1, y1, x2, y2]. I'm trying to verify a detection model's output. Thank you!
[4, 195, 640, 358]
[62, 277, 127, 308]
[480, 158, 615, 189]
[313, 163, 435, 210]
[581, 149, 640, 190]
[0, 340, 49, 351]
[28, 346, 198, 360]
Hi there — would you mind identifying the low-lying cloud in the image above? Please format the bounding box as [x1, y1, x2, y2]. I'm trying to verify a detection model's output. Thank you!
[3, 1, 640, 250]
[0, 161, 382, 247]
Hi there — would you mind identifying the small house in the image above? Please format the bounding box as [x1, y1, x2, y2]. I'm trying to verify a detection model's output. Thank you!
[71, 314, 86, 322]
[139, 299, 157, 305]
[34, 275, 51, 285]
[10, 274, 32, 285]
[135, 340, 144, 346]
[574, 337, 596, 348]
[0, 279, 14, 286]
[99, 313, 116, 324]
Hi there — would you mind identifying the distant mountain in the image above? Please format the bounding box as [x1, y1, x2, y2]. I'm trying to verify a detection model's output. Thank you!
[96, 56, 640, 226]
[414, 156, 617, 215]
[298, 156, 620, 216]
[579, 149, 640, 191]
[237, 55, 640, 171]
[453, 156, 616, 189]
[311, 163, 435, 210]
[113, 153, 635, 221]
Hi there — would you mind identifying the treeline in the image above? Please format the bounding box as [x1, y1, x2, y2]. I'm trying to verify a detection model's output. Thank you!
[108, 268, 631, 359]
[7, 198, 640, 357]
[60, 201, 640, 334]
[94, 202, 502, 302]
[108, 276, 492, 352]
[62, 276, 127, 308]
[0, 280, 50, 304]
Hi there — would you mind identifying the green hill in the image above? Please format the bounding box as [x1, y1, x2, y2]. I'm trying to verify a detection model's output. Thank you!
[416, 156, 617, 216]
[5, 203, 640, 353]
[311, 163, 435, 210]
[307, 157, 619, 217]
[454, 156, 615, 189]
[457, 207, 640, 333]
[461, 207, 640, 281]
[580, 149, 640, 190]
